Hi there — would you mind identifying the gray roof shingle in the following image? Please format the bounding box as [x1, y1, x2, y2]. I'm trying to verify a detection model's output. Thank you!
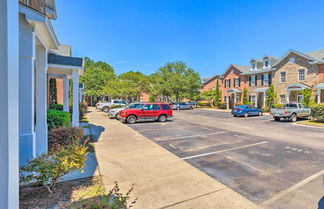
[305, 49, 324, 61]
[48, 53, 83, 67]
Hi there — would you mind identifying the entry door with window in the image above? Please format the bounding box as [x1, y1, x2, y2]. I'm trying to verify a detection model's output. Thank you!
[297, 93, 303, 103]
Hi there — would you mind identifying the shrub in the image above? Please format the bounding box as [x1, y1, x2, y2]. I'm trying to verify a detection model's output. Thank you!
[79, 103, 87, 121]
[311, 103, 324, 122]
[301, 88, 315, 107]
[271, 104, 284, 108]
[234, 103, 243, 107]
[82, 100, 88, 109]
[65, 182, 137, 209]
[20, 144, 88, 193]
[217, 102, 227, 109]
[49, 104, 64, 111]
[48, 127, 83, 153]
[198, 102, 211, 107]
[47, 109, 71, 130]
[262, 106, 270, 112]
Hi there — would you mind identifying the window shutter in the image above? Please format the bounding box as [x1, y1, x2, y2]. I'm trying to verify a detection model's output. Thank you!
[249, 76, 251, 86]
[255, 75, 258, 86]
[238, 78, 240, 87]
[229, 79, 231, 87]
[269, 73, 272, 84]
[261, 75, 264, 85]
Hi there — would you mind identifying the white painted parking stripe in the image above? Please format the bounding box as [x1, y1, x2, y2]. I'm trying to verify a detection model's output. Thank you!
[156, 132, 225, 141]
[181, 141, 268, 160]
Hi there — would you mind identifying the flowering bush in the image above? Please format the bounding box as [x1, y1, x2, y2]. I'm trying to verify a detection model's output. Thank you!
[217, 102, 227, 109]
[20, 144, 88, 194]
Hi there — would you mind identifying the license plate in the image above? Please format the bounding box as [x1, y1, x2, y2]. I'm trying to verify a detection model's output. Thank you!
[274, 114, 279, 117]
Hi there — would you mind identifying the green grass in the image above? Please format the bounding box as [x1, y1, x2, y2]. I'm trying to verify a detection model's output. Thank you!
[298, 120, 324, 126]
[71, 177, 105, 201]
[82, 125, 90, 128]
[80, 118, 89, 122]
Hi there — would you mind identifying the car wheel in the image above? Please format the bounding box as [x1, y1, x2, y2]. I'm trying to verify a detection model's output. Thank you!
[115, 114, 119, 119]
[177, 107, 180, 110]
[158, 115, 167, 122]
[102, 106, 109, 112]
[126, 115, 136, 124]
[233, 114, 237, 117]
[259, 111, 262, 116]
[244, 112, 248, 118]
[290, 114, 297, 122]
[274, 117, 280, 121]
[189, 107, 194, 110]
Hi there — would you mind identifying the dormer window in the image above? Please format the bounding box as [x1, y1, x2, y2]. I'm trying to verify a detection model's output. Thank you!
[264, 59, 269, 68]
[251, 62, 256, 70]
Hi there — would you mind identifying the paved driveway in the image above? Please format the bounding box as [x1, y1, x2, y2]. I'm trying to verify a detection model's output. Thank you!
[127, 109, 324, 209]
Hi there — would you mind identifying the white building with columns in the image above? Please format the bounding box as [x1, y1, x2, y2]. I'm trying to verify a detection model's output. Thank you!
[1, 0, 83, 207]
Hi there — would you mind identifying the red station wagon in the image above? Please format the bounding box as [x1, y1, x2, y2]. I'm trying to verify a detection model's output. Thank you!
[118, 103, 173, 124]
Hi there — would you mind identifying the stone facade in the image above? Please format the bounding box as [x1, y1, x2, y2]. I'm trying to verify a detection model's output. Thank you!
[319, 64, 324, 83]
[272, 52, 320, 102]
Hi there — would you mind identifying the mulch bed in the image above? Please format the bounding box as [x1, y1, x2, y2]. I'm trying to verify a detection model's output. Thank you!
[20, 177, 98, 209]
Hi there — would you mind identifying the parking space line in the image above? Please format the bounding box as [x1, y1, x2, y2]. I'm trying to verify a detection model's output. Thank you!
[156, 131, 225, 141]
[181, 141, 268, 160]
[260, 170, 324, 206]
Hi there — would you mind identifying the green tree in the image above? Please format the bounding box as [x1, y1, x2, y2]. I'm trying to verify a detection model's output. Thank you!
[243, 88, 249, 105]
[215, 78, 221, 105]
[150, 61, 201, 102]
[301, 88, 314, 107]
[265, 84, 276, 107]
[49, 78, 58, 104]
[80, 58, 116, 105]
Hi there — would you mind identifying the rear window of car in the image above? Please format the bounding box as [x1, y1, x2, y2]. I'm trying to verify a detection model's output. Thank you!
[285, 104, 298, 108]
[161, 104, 171, 110]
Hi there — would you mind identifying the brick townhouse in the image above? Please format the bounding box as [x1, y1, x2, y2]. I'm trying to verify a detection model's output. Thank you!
[200, 75, 220, 93]
[207, 49, 324, 109]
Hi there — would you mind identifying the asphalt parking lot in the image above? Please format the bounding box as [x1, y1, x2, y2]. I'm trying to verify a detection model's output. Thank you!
[126, 109, 324, 209]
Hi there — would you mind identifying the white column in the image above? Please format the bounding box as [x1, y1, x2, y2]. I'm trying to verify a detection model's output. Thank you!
[286, 90, 290, 103]
[72, 70, 80, 127]
[19, 17, 36, 164]
[35, 45, 48, 155]
[63, 75, 69, 112]
[318, 89, 321, 104]
[234, 92, 237, 105]
[0, 0, 19, 208]
[226, 93, 229, 110]
[263, 92, 266, 107]
[255, 93, 258, 107]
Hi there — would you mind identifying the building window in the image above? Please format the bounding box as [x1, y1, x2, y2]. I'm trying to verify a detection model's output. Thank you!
[234, 78, 240, 87]
[225, 79, 230, 88]
[280, 72, 286, 83]
[249, 95, 256, 103]
[289, 57, 295, 63]
[280, 95, 286, 104]
[298, 69, 305, 81]
[251, 62, 256, 70]
[264, 60, 269, 68]
[263, 74, 269, 85]
[251, 76, 256, 86]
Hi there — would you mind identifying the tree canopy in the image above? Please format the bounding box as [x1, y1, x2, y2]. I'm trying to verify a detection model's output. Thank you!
[149, 61, 201, 102]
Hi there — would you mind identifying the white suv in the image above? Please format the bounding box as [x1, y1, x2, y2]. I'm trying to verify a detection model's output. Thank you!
[96, 100, 127, 112]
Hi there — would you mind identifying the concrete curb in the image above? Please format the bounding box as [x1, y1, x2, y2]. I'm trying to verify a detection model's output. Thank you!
[87, 107, 261, 209]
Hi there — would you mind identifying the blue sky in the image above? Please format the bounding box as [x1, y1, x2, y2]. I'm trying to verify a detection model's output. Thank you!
[53, 0, 324, 78]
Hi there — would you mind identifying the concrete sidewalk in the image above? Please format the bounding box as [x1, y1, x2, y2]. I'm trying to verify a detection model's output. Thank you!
[87, 107, 260, 209]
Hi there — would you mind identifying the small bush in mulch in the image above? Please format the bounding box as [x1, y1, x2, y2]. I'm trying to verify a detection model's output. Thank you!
[311, 103, 324, 122]
[48, 127, 83, 153]
[217, 102, 227, 109]
[49, 104, 64, 111]
[19, 177, 104, 209]
[20, 144, 88, 194]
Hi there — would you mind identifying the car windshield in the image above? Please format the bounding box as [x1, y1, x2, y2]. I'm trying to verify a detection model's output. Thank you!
[135, 104, 145, 109]
[127, 103, 140, 109]
[179, 103, 187, 105]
